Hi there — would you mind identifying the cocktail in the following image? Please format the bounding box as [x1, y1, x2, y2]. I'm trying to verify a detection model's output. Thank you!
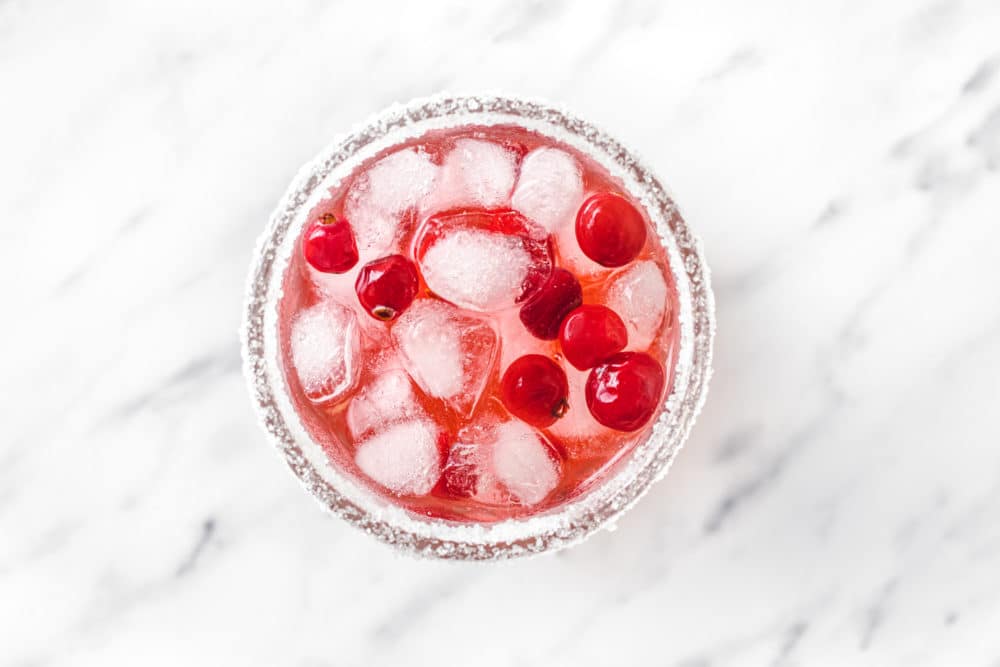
[242, 95, 714, 559]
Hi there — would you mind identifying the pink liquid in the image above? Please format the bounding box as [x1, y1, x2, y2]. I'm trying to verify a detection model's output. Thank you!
[278, 125, 679, 522]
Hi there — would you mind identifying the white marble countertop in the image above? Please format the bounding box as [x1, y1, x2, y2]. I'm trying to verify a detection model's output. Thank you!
[3, 0, 1000, 664]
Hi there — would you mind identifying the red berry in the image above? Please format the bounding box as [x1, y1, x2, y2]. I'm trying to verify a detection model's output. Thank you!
[303, 213, 359, 273]
[518, 268, 583, 340]
[575, 193, 646, 267]
[355, 254, 419, 321]
[559, 305, 628, 370]
[501, 355, 569, 428]
[586, 352, 665, 431]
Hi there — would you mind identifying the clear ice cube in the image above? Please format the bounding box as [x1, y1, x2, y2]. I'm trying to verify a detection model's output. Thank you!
[415, 209, 553, 313]
[444, 419, 560, 506]
[607, 260, 670, 350]
[422, 138, 517, 212]
[490, 421, 561, 506]
[420, 228, 537, 312]
[438, 440, 482, 498]
[289, 302, 361, 404]
[346, 368, 422, 440]
[511, 147, 584, 233]
[354, 419, 441, 496]
[392, 299, 498, 418]
[344, 147, 438, 261]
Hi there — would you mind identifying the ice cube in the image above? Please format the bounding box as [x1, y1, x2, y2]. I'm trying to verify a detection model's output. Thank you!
[443, 418, 560, 506]
[423, 138, 517, 212]
[415, 209, 552, 312]
[420, 228, 537, 312]
[393, 300, 498, 418]
[354, 419, 441, 496]
[490, 421, 561, 506]
[289, 302, 361, 404]
[607, 260, 670, 350]
[511, 148, 584, 233]
[344, 148, 438, 261]
[289, 302, 360, 398]
[346, 369, 422, 440]
[438, 441, 482, 498]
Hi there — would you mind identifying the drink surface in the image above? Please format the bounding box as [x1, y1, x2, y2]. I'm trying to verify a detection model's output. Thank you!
[278, 124, 679, 522]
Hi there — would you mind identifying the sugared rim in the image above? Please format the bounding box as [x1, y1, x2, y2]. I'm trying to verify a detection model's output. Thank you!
[240, 93, 715, 560]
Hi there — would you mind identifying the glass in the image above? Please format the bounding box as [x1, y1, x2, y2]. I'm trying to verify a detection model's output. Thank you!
[241, 94, 715, 560]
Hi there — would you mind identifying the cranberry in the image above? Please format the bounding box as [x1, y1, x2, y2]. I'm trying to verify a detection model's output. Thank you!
[518, 268, 583, 340]
[302, 213, 359, 273]
[559, 305, 628, 370]
[355, 254, 419, 321]
[586, 352, 665, 431]
[575, 193, 646, 267]
[501, 355, 569, 428]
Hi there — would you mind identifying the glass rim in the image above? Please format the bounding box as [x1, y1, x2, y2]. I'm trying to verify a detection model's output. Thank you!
[240, 93, 716, 560]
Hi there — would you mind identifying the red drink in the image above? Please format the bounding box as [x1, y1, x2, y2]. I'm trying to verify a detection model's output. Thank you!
[277, 124, 679, 522]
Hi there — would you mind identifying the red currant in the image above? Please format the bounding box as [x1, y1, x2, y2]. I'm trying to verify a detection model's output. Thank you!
[501, 355, 569, 428]
[559, 305, 628, 370]
[585, 352, 664, 431]
[302, 213, 359, 273]
[355, 254, 419, 321]
[575, 193, 646, 267]
[518, 268, 583, 340]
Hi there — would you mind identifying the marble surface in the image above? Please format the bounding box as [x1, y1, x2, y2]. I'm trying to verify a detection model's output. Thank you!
[2, 0, 1000, 664]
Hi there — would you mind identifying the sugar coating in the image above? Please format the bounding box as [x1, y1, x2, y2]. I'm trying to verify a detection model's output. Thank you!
[607, 260, 669, 350]
[491, 421, 560, 506]
[290, 302, 360, 403]
[355, 419, 441, 496]
[392, 300, 498, 418]
[420, 228, 533, 312]
[345, 148, 438, 260]
[511, 147, 584, 233]
[346, 368, 421, 439]
[424, 138, 517, 211]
